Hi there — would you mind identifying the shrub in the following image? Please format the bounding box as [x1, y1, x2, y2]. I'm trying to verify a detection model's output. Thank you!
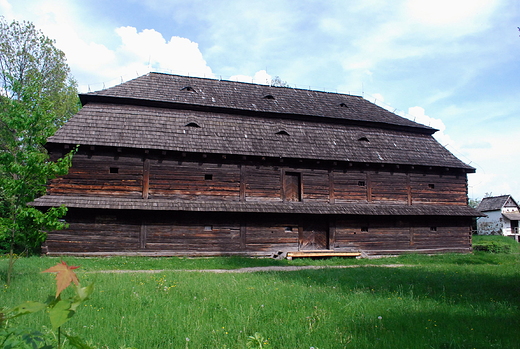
[472, 234, 519, 253]
[473, 241, 511, 253]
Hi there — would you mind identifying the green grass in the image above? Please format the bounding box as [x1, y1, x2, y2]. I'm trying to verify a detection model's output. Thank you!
[2, 238, 520, 348]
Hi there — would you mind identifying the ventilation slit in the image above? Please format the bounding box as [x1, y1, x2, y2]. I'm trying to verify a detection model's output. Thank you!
[276, 130, 290, 136]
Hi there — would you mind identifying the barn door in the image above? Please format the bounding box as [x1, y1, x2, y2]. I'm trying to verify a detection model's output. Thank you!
[299, 220, 329, 250]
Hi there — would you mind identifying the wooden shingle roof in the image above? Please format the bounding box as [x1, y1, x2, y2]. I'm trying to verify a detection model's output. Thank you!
[477, 195, 518, 212]
[31, 195, 484, 216]
[81, 72, 435, 133]
[48, 72, 474, 171]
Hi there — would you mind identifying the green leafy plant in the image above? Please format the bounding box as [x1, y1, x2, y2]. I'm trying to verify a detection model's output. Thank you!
[473, 240, 512, 253]
[1, 261, 94, 348]
[246, 332, 272, 349]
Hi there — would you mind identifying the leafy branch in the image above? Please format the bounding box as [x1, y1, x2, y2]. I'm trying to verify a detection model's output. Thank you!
[1, 261, 94, 349]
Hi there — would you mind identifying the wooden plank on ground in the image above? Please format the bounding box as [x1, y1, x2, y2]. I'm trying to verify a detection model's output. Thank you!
[287, 251, 361, 259]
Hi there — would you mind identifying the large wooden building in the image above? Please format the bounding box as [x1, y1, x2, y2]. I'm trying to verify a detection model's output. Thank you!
[32, 73, 481, 256]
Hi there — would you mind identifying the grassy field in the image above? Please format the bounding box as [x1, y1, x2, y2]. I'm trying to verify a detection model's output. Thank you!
[2, 236, 520, 348]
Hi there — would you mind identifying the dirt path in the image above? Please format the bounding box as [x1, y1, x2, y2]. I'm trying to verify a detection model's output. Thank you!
[90, 264, 409, 274]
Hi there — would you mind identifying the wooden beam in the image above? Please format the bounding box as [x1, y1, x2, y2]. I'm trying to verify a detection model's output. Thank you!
[366, 172, 372, 202]
[139, 223, 147, 249]
[142, 158, 150, 199]
[240, 221, 246, 250]
[239, 164, 246, 201]
[287, 251, 360, 259]
[328, 170, 335, 204]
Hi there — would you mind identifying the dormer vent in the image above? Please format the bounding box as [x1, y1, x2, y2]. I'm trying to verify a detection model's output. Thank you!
[339, 102, 348, 108]
[180, 86, 196, 92]
[276, 130, 290, 136]
[185, 122, 201, 128]
[263, 94, 275, 100]
[358, 136, 370, 142]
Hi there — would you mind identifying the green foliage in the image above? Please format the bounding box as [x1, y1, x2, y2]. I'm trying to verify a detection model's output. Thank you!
[472, 235, 518, 254]
[473, 241, 511, 253]
[0, 17, 79, 256]
[468, 197, 481, 208]
[0, 77, 75, 254]
[1, 261, 94, 348]
[246, 333, 272, 349]
[0, 16, 79, 124]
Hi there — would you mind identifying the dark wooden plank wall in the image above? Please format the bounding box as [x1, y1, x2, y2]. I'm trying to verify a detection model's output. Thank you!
[334, 217, 411, 251]
[410, 173, 468, 205]
[244, 166, 282, 202]
[48, 154, 143, 197]
[301, 169, 329, 202]
[243, 215, 299, 251]
[44, 209, 471, 255]
[370, 172, 409, 204]
[146, 222, 242, 252]
[333, 171, 368, 203]
[149, 160, 241, 200]
[48, 153, 469, 205]
[45, 212, 141, 252]
[334, 216, 471, 253]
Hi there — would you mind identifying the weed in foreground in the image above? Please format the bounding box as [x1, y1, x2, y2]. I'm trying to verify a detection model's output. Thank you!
[1, 261, 94, 348]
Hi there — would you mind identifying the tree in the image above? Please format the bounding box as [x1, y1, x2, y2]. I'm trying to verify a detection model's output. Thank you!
[0, 18, 79, 283]
[0, 16, 79, 126]
[468, 197, 481, 209]
[271, 76, 290, 88]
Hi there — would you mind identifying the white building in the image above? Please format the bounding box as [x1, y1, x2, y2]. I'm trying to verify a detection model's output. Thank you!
[477, 195, 520, 241]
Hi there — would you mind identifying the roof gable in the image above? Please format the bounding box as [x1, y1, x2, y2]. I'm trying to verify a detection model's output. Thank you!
[477, 195, 519, 212]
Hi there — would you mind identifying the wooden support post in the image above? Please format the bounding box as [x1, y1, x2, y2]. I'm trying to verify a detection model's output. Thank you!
[140, 223, 147, 249]
[239, 164, 246, 201]
[240, 221, 246, 250]
[407, 172, 412, 205]
[142, 158, 150, 199]
[328, 170, 335, 204]
[329, 218, 336, 250]
[366, 172, 372, 202]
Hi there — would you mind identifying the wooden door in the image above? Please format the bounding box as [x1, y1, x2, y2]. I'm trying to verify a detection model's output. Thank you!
[299, 220, 329, 250]
[284, 172, 301, 202]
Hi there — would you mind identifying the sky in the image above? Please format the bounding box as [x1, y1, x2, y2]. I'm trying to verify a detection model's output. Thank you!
[2, 0, 519, 201]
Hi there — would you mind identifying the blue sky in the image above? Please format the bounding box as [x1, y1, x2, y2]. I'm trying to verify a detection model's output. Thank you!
[2, 0, 519, 200]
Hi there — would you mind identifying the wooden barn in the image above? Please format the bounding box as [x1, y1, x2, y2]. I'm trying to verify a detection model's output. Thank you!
[32, 72, 481, 257]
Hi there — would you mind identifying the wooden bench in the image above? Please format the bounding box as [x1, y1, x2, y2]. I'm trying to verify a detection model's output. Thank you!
[286, 251, 361, 260]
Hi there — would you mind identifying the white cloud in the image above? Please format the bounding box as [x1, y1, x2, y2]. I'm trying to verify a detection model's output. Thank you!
[115, 27, 213, 79]
[401, 106, 517, 199]
[0, 0, 13, 17]
[462, 134, 520, 199]
[319, 18, 344, 35]
[230, 70, 272, 85]
[405, 0, 498, 30]
[407, 106, 445, 133]
[2, 0, 214, 91]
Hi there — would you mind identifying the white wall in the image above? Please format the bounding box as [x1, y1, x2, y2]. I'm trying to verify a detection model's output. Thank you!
[477, 210, 503, 235]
